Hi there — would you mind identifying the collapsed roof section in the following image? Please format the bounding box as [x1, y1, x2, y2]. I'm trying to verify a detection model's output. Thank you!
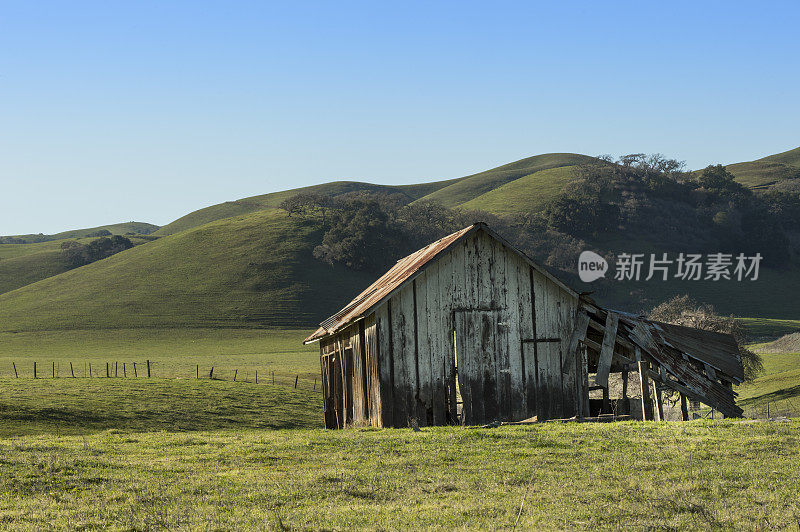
[579, 301, 744, 418]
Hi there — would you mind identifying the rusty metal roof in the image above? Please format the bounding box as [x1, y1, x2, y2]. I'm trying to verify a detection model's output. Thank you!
[304, 223, 581, 344]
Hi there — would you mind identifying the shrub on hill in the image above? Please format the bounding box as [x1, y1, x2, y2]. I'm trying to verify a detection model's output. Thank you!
[281, 154, 799, 276]
[85, 229, 112, 237]
[60, 236, 134, 268]
[281, 191, 503, 272]
[539, 157, 797, 266]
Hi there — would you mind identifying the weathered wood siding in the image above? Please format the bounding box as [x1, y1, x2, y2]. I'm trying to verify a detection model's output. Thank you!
[318, 317, 381, 428]
[372, 230, 581, 427]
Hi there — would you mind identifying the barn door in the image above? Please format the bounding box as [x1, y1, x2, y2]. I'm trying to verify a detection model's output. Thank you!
[454, 310, 508, 425]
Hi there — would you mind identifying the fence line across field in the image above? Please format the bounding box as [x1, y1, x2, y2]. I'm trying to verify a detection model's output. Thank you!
[3, 361, 797, 416]
[4, 360, 321, 392]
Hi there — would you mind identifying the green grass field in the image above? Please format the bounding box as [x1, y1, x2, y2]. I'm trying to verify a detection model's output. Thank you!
[736, 336, 800, 419]
[0, 328, 318, 379]
[0, 325, 798, 529]
[739, 317, 800, 339]
[0, 421, 797, 529]
[0, 378, 322, 437]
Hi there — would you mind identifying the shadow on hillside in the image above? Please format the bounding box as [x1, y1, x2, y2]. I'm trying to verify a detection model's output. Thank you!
[748, 385, 800, 402]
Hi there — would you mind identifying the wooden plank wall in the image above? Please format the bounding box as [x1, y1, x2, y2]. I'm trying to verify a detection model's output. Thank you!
[318, 318, 382, 428]
[372, 230, 580, 427]
[531, 269, 580, 421]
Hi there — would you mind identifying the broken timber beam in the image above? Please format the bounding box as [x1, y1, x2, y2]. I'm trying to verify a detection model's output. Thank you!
[652, 379, 664, 421]
[680, 393, 689, 421]
[563, 310, 590, 374]
[638, 359, 654, 421]
[594, 312, 618, 389]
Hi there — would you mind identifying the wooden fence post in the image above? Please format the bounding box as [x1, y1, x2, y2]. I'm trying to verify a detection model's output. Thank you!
[123, 363, 126, 378]
[12, 362, 18, 378]
[146, 360, 151, 378]
[234, 369, 238, 382]
[209, 366, 214, 379]
[133, 362, 137, 378]
[70, 362, 75, 378]
[106, 362, 109, 378]
[255, 370, 258, 384]
[89, 363, 92, 378]
[34, 361, 37, 379]
[115, 361, 118, 378]
[52, 361, 55, 378]
[294, 375, 298, 389]
[196, 365, 199, 379]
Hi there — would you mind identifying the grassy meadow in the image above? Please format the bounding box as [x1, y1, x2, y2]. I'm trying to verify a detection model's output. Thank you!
[0, 421, 798, 529]
[0, 328, 319, 380]
[1, 147, 799, 529]
[0, 325, 797, 528]
[735, 334, 800, 419]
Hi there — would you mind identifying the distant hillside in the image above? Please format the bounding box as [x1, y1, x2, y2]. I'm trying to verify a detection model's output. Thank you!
[0, 247, 69, 294]
[2, 146, 799, 330]
[3, 222, 159, 244]
[459, 166, 578, 214]
[415, 153, 596, 207]
[155, 180, 459, 236]
[155, 153, 596, 236]
[0, 235, 157, 295]
[0, 210, 375, 331]
[726, 146, 800, 188]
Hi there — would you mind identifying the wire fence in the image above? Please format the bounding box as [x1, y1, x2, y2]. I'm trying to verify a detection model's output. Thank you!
[739, 398, 800, 420]
[3, 360, 323, 393]
[6, 361, 799, 419]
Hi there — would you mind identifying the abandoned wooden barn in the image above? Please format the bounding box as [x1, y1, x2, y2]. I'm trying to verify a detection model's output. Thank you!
[304, 223, 744, 428]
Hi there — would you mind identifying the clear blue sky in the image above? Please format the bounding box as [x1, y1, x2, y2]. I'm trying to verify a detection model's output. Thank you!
[1, 1, 798, 234]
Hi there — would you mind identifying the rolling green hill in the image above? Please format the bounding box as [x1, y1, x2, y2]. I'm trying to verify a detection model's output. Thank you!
[759, 146, 800, 167]
[416, 153, 596, 207]
[156, 153, 597, 238]
[0, 209, 375, 332]
[459, 165, 578, 214]
[155, 180, 460, 236]
[726, 146, 800, 188]
[4, 221, 159, 243]
[0, 235, 158, 295]
[0, 248, 69, 294]
[2, 147, 799, 333]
